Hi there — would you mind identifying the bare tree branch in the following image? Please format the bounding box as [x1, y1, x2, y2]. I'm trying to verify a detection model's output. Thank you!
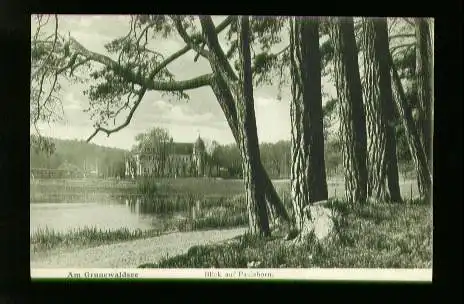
[31, 15, 59, 79]
[192, 16, 235, 62]
[42, 73, 59, 115]
[36, 15, 235, 144]
[69, 36, 213, 91]
[86, 73, 213, 142]
[85, 72, 213, 142]
[172, 16, 211, 59]
[65, 15, 235, 89]
[150, 45, 191, 76]
[35, 72, 47, 122]
[211, 16, 235, 35]
[87, 104, 138, 142]
[200, 16, 239, 82]
[86, 87, 147, 143]
[156, 16, 234, 67]
[149, 73, 214, 91]
[84, 16, 236, 142]
[194, 42, 207, 62]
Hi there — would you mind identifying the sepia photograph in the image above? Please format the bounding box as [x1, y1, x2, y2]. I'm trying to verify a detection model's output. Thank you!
[30, 15, 433, 280]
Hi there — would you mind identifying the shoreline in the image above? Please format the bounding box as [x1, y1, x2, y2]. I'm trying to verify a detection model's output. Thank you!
[30, 228, 180, 261]
[30, 227, 248, 268]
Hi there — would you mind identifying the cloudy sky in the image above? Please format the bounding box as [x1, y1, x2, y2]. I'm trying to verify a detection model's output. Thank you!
[31, 15, 336, 150]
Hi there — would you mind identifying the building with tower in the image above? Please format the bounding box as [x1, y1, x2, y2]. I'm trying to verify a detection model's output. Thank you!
[192, 133, 206, 177]
[125, 133, 209, 179]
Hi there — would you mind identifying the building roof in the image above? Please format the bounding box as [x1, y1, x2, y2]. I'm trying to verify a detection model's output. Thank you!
[131, 137, 205, 156]
[172, 142, 194, 154]
[133, 142, 193, 156]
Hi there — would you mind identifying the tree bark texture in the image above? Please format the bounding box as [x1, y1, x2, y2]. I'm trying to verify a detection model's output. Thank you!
[390, 55, 432, 200]
[289, 17, 328, 230]
[415, 18, 433, 170]
[200, 16, 291, 225]
[235, 16, 270, 236]
[361, 17, 402, 202]
[328, 17, 368, 204]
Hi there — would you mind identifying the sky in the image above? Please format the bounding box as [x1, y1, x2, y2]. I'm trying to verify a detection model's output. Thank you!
[31, 15, 337, 151]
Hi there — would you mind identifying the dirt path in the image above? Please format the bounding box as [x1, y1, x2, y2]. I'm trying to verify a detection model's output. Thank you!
[30, 228, 247, 268]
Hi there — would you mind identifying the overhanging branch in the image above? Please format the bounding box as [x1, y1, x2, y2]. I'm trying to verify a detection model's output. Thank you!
[70, 37, 213, 91]
[152, 16, 234, 69]
[86, 92, 145, 142]
[172, 16, 211, 59]
[200, 16, 239, 82]
[52, 16, 233, 143]
[85, 73, 213, 142]
[150, 73, 214, 91]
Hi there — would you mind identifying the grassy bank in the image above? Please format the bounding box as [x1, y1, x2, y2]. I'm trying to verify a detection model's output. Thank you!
[31, 195, 249, 254]
[31, 177, 423, 259]
[31, 226, 164, 253]
[140, 198, 432, 269]
[31, 217, 248, 255]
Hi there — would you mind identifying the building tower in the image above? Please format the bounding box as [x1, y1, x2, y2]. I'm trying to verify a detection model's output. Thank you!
[192, 132, 206, 177]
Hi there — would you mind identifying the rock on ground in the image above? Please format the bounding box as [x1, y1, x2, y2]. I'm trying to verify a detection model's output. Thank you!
[302, 200, 336, 241]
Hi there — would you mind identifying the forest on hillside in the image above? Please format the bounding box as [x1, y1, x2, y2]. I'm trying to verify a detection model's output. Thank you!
[30, 136, 127, 177]
[31, 131, 414, 181]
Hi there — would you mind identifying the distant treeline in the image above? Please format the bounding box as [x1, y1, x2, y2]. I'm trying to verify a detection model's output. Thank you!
[30, 135, 412, 180]
[128, 127, 345, 180]
[30, 136, 127, 178]
[213, 139, 344, 179]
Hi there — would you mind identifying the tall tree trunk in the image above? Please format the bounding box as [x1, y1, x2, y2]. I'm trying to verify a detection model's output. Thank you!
[289, 17, 328, 231]
[329, 17, 368, 204]
[201, 17, 291, 225]
[290, 18, 311, 229]
[234, 16, 270, 236]
[390, 55, 432, 200]
[361, 17, 402, 202]
[209, 69, 290, 225]
[415, 18, 433, 170]
[300, 19, 328, 203]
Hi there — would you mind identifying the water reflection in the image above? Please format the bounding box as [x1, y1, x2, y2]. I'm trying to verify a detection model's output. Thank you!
[30, 194, 190, 235]
[123, 195, 194, 216]
[30, 190, 237, 235]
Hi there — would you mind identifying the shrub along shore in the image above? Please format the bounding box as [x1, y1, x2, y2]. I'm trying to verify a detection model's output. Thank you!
[140, 198, 431, 269]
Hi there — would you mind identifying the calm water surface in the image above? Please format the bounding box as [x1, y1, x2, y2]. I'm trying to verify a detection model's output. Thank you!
[30, 196, 187, 235]
[30, 179, 419, 235]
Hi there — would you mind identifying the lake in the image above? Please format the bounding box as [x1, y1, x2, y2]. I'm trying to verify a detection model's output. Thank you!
[30, 196, 188, 235]
[29, 177, 420, 236]
[29, 178, 248, 236]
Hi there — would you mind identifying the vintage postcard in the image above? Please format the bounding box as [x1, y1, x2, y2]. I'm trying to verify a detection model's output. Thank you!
[30, 15, 433, 281]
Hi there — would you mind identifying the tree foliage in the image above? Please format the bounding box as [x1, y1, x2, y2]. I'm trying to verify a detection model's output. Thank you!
[30, 15, 92, 154]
